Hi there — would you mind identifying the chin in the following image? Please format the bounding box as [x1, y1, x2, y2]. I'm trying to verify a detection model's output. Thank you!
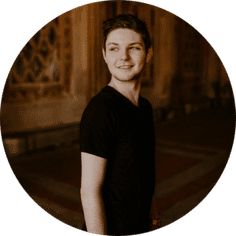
[113, 73, 140, 82]
[114, 76, 137, 82]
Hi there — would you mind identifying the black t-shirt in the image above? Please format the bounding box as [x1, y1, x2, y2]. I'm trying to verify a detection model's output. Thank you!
[80, 86, 155, 235]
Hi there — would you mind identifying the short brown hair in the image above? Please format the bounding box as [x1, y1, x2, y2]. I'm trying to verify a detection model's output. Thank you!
[102, 14, 151, 51]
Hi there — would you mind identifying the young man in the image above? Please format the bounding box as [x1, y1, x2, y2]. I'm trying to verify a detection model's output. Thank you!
[80, 14, 158, 235]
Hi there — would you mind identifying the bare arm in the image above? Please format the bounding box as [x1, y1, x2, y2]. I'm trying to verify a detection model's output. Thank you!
[80, 152, 107, 234]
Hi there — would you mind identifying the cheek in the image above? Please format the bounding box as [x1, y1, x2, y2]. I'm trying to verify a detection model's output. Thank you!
[105, 54, 117, 66]
[135, 57, 146, 68]
[132, 52, 146, 62]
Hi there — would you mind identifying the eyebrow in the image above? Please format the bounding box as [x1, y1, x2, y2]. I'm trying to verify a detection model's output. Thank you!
[107, 42, 119, 46]
[106, 42, 144, 46]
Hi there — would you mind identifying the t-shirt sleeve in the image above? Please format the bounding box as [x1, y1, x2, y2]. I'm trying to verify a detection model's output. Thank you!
[79, 100, 115, 159]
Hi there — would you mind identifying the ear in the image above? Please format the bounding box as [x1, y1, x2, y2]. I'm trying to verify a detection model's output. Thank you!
[102, 48, 107, 64]
[146, 47, 153, 63]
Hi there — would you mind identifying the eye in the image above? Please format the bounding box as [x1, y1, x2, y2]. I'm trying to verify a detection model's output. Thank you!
[129, 46, 142, 51]
[109, 47, 119, 52]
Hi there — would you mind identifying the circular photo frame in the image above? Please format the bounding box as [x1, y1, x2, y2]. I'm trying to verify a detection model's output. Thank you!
[0, 1, 235, 235]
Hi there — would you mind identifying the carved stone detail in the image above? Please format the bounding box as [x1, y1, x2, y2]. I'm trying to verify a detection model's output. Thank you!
[3, 14, 72, 102]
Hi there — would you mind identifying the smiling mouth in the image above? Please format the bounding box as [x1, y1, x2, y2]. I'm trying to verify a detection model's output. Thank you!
[118, 65, 133, 69]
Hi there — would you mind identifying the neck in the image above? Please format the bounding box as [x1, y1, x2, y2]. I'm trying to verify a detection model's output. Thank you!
[108, 78, 141, 106]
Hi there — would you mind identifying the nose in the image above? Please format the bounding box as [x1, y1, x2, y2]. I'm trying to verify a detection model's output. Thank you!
[120, 48, 130, 61]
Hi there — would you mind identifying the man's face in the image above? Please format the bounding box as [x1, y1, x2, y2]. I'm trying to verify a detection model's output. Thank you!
[103, 28, 151, 82]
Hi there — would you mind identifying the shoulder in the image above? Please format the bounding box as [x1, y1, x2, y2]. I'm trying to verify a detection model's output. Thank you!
[81, 87, 116, 123]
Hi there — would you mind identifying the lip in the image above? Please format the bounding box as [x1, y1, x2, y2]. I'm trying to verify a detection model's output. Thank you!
[117, 65, 133, 69]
